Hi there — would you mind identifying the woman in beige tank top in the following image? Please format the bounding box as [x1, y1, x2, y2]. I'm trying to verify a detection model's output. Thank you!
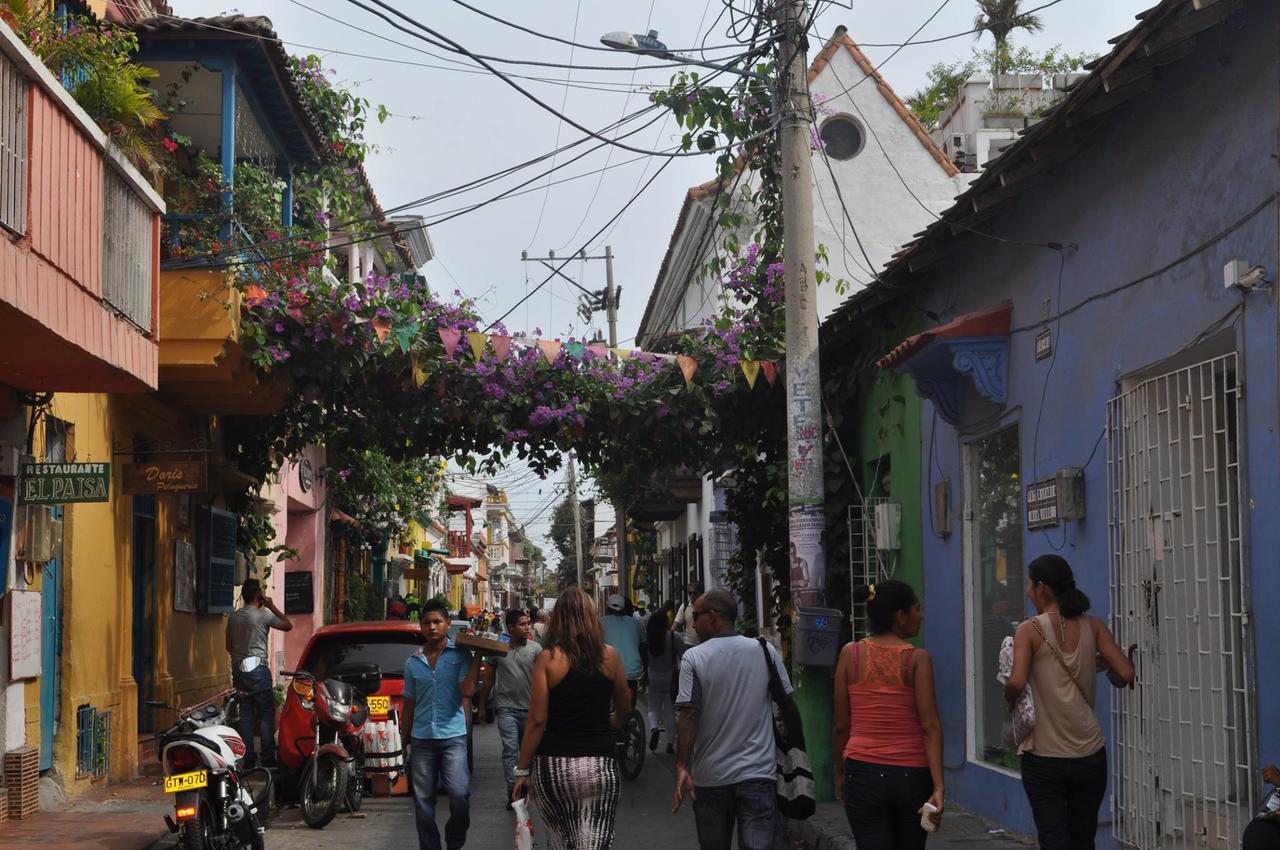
[1003, 555, 1134, 850]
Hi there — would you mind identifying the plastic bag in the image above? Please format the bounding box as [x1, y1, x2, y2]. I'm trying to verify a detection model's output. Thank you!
[997, 635, 1035, 745]
[513, 797, 534, 850]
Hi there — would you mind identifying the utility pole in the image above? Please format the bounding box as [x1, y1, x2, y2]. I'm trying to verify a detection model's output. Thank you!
[603, 245, 629, 607]
[568, 456, 585, 587]
[780, 0, 824, 609]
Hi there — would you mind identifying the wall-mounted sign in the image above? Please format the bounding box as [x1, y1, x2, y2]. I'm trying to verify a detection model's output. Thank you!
[122, 461, 206, 495]
[19, 462, 110, 505]
[298, 458, 315, 493]
[1026, 478, 1060, 530]
[284, 571, 314, 614]
[1034, 328, 1053, 361]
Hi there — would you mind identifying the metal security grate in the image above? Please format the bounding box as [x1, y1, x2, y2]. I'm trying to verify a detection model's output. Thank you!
[709, 521, 735, 590]
[1107, 352, 1255, 849]
[848, 497, 894, 640]
[102, 167, 153, 331]
[75, 704, 111, 778]
[0, 52, 28, 235]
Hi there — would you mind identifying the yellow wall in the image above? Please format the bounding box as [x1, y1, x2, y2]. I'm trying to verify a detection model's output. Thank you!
[27, 393, 232, 794]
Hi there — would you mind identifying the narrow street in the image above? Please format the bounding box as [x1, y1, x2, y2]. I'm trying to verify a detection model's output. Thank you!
[257, 709, 698, 848]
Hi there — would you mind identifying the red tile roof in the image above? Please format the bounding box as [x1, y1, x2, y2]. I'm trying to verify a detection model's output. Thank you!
[876, 303, 1011, 369]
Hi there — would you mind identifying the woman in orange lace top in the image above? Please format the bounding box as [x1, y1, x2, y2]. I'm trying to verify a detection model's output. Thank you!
[832, 580, 944, 850]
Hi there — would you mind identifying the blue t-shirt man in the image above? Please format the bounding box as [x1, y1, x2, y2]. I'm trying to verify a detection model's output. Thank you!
[401, 601, 482, 850]
[602, 594, 647, 680]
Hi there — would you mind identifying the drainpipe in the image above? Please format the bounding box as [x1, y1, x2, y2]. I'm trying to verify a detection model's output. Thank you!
[371, 537, 388, 620]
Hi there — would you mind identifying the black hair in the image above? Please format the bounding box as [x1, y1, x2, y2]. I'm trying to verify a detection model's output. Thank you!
[852, 580, 918, 635]
[423, 598, 451, 620]
[1028, 554, 1091, 618]
[241, 579, 262, 603]
[645, 608, 669, 656]
[504, 608, 527, 630]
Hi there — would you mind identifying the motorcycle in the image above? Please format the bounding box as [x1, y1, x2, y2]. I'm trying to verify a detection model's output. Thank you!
[147, 689, 271, 850]
[280, 663, 380, 829]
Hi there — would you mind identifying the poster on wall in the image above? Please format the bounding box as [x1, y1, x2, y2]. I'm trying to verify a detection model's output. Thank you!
[8, 589, 41, 680]
[174, 540, 197, 613]
[284, 571, 314, 614]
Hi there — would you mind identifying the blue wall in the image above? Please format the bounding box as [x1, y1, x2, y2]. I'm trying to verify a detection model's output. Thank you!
[896, 6, 1280, 842]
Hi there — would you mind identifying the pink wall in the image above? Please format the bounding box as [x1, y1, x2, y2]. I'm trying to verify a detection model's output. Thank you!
[266, 445, 326, 672]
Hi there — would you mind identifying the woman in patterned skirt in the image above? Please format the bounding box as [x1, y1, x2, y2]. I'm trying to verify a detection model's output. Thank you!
[512, 587, 632, 849]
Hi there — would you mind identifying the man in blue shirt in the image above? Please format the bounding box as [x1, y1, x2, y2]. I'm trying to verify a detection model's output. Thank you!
[602, 593, 647, 694]
[401, 598, 483, 850]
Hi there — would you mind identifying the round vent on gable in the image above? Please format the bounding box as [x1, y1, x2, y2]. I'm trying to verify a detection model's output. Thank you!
[819, 114, 865, 161]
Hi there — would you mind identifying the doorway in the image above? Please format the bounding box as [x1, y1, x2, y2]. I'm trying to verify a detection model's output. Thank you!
[1107, 351, 1255, 849]
[131, 494, 157, 733]
[39, 419, 68, 771]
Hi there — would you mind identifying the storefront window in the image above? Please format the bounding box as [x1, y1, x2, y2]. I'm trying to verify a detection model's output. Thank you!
[968, 426, 1024, 770]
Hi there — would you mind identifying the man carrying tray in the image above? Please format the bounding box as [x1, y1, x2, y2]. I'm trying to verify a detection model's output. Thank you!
[401, 598, 487, 850]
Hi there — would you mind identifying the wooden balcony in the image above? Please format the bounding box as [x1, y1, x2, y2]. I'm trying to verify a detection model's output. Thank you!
[0, 22, 163, 393]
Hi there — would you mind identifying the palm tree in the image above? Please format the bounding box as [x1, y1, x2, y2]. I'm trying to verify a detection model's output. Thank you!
[973, 0, 1044, 80]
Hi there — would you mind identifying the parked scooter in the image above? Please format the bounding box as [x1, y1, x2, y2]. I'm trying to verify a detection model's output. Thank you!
[279, 664, 379, 828]
[148, 689, 270, 850]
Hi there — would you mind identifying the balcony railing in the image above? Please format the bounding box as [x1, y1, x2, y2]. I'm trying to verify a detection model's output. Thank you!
[0, 51, 27, 235]
[102, 167, 154, 331]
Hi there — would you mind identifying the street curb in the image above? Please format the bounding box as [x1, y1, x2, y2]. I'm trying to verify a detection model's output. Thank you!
[786, 816, 854, 850]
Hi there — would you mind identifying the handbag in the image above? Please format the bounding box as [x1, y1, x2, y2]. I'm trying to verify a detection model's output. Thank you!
[757, 637, 815, 820]
[997, 635, 1035, 745]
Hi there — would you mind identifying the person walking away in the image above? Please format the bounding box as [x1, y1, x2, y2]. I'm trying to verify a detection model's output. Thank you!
[225, 579, 292, 767]
[672, 581, 704, 648]
[483, 609, 542, 806]
[602, 594, 647, 697]
[1243, 764, 1280, 849]
[512, 588, 631, 849]
[401, 598, 485, 850]
[1003, 555, 1135, 850]
[532, 608, 549, 645]
[673, 589, 794, 850]
[832, 581, 943, 849]
[645, 609, 685, 754]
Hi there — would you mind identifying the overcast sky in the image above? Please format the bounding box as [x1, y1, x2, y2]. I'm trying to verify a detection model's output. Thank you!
[177, 0, 1153, 554]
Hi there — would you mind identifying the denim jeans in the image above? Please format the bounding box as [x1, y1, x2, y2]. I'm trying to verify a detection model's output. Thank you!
[1243, 816, 1280, 850]
[842, 759, 933, 850]
[494, 708, 527, 799]
[1020, 749, 1108, 850]
[692, 778, 784, 850]
[231, 666, 275, 763]
[409, 736, 471, 850]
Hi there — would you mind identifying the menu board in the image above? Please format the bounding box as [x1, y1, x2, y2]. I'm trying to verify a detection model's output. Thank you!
[8, 590, 41, 680]
[283, 571, 314, 614]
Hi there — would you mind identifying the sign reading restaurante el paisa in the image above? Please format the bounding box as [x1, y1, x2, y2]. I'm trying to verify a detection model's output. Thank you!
[19, 462, 111, 505]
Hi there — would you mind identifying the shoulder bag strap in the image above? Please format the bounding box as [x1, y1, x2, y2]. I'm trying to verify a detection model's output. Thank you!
[1029, 616, 1090, 704]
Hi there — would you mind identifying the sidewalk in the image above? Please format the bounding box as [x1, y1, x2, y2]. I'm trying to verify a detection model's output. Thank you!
[0, 776, 172, 849]
[788, 799, 1035, 850]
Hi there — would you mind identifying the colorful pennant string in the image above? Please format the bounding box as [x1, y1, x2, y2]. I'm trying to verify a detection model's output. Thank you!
[564, 342, 586, 360]
[740, 359, 760, 389]
[676, 355, 698, 384]
[537, 339, 563, 364]
[761, 360, 778, 386]
[491, 334, 512, 361]
[586, 344, 608, 360]
[438, 328, 461, 357]
[468, 331, 488, 361]
[371, 318, 392, 343]
[244, 285, 267, 308]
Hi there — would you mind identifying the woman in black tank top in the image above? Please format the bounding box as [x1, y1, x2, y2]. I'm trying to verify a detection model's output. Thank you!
[512, 588, 632, 849]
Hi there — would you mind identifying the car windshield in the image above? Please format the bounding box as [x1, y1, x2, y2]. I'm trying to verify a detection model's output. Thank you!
[301, 633, 423, 681]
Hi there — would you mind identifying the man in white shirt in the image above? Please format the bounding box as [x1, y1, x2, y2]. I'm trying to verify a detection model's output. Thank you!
[671, 581, 705, 647]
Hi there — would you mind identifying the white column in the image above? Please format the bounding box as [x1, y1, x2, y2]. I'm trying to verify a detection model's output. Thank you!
[701, 476, 715, 587]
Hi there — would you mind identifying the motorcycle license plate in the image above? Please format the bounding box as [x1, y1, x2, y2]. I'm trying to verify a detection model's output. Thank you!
[367, 695, 390, 716]
[164, 770, 208, 793]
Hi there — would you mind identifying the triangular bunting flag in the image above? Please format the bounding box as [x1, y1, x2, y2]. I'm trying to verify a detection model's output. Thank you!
[761, 360, 779, 386]
[586, 345, 608, 360]
[371, 318, 392, 344]
[740, 359, 761, 389]
[537, 339, 563, 364]
[633, 351, 655, 363]
[565, 342, 585, 360]
[439, 327, 461, 357]
[394, 322, 417, 353]
[244, 285, 268, 307]
[676, 355, 698, 384]
[468, 331, 488, 361]
[654, 352, 678, 362]
[491, 334, 511, 361]
[611, 347, 633, 360]
[411, 355, 427, 388]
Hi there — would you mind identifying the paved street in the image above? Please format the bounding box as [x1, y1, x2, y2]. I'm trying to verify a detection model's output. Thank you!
[261, 707, 699, 848]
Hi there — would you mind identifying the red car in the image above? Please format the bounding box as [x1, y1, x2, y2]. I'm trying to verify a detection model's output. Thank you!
[277, 621, 426, 798]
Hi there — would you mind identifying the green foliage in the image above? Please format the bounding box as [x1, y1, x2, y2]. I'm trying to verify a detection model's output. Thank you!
[327, 449, 446, 537]
[973, 0, 1044, 51]
[2, 3, 165, 172]
[235, 503, 298, 574]
[344, 571, 370, 621]
[548, 497, 593, 591]
[907, 44, 1098, 126]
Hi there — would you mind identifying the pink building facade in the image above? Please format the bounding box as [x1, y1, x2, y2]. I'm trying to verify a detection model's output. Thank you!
[264, 445, 327, 672]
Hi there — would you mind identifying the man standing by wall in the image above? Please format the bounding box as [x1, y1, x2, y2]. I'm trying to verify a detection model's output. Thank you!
[672, 589, 794, 850]
[483, 609, 542, 806]
[225, 579, 292, 767]
[401, 598, 484, 850]
[671, 581, 704, 648]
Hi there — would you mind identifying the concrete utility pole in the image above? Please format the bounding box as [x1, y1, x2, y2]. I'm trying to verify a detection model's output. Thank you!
[780, 0, 825, 608]
[603, 246, 629, 607]
[568, 456, 585, 587]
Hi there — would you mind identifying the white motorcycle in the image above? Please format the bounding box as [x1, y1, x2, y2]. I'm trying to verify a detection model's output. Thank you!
[147, 688, 270, 850]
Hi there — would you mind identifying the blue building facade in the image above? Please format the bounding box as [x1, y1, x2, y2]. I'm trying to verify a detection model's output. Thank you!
[824, 1, 1279, 846]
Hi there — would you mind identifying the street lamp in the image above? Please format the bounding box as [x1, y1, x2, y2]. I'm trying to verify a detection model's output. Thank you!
[600, 29, 768, 80]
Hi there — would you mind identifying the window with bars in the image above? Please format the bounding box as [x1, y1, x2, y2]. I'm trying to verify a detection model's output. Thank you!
[0, 52, 29, 235]
[102, 166, 154, 331]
